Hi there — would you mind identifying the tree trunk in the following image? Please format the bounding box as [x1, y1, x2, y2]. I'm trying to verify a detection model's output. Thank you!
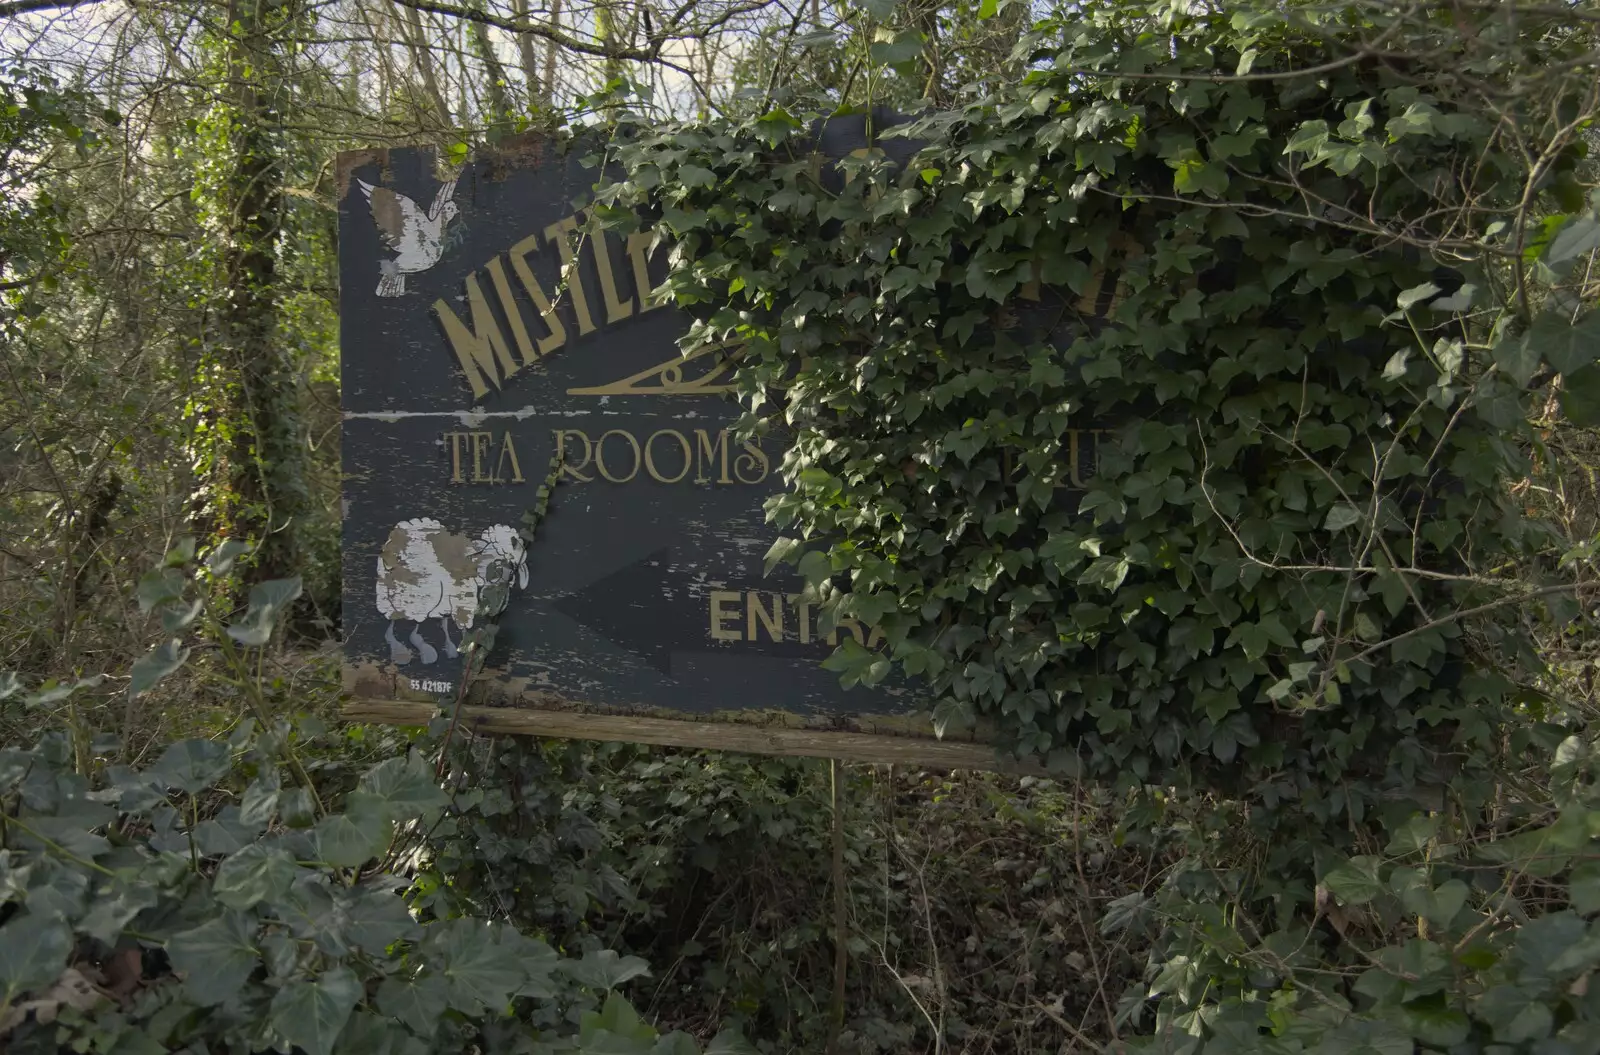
[394, 0, 454, 127]
[542, 0, 562, 106]
[512, 0, 543, 111]
[468, 2, 514, 130]
[206, 0, 308, 588]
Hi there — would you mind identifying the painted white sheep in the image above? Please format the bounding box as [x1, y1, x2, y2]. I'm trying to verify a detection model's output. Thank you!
[375, 518, 528, 665]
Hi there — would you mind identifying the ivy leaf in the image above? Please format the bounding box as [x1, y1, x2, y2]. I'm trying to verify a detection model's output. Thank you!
[1430, 283, 1477, 312]
[269, 966, 361, 1055]
[1537, 310, 1600, 375]
[1493, 324, 1544, 387]
[1322, 856, 1384, 905]
[1547, 214, 1600, 266]
[227, 576, 302, 645]
[1563, 364, 1600, 426]
[0, 914, 72, 1001]
[1570, 861, 1600, 915]
[129, 639, 191, 697]
[135, 568, 186, 613]
[797, 549, 831, 586]
[707, 1027, 761, 1054]
[166, 911, 260, 1006]
[563, 948, 651, 991]
[1078, 554, 1130, 592]
[430, 919, 535, 1012]
[246, 576, 303, 623]
[1503, 1003, 1554, 1044]
[161, 598, 204, 633]
[1283, 120, 1329, 155]
[148, 738, 230, 794]
[357, 753, 449, 818]
[313, 792, 393, 868]
[1426, 879, 1469, 927]
[262, 931, 299, 978]
[78, 881, 159, 945]
[1099, 891, 1149, 935]
[762, 536, 803, 575]
[1395, 282, 1439, 310]
[206, 538, 252, 576]
[239, 770, 281, 827]
[1384, 814, 1439, 856]
[931, 697, 975, 738]
[213, 843, 304, 910]
[1324, 503, 1363, 532]
[678, 164, 716, 189]
[869, 30, 925, 67]
[1402, 1002, 1469, 1047]
[24, 675, 104, 709]
[193, 806, 261, 855]
[581, 991, 656, 1045]
[377, 970, 450, 1038]
[340, 886, 420, 955]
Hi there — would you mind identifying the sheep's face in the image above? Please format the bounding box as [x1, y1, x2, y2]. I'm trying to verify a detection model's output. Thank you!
[478, 524, 529, 590]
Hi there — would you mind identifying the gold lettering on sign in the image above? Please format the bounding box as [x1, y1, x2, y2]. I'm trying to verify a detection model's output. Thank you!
[444, 430, 525, 485]
[471, 431, 493, 483]
[627, 230, 665, 313]
[554, 429, 593, 482]
[434, 213, 725, 401]
[709, 591, 742, 641]
[550, 428, 767, 486]
[701, 590, 885, 650]
[590, 231, 633, 326]
[643, 429, 692, 484]
[444, 431, 469, 483]
[434, 274, 519, 399]
[696, 428, 730, 484]
[734, 440, 770, 485]
[496, 432, 525, 483]
[508, 234, 568, 357]
[484, 257, 538, 366]
[747, 592, 783, 643]
[542, 214, 597, 335]
[595, 430, 641, 483]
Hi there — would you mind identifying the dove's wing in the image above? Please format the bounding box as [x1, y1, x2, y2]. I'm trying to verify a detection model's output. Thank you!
[357, 179, 423, 254]
[428, 177, 459, 221]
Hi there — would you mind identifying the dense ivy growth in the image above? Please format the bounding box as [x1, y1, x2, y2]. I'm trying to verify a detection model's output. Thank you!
[0, 546, 758, 1055]
[601, 0, 1596, 842]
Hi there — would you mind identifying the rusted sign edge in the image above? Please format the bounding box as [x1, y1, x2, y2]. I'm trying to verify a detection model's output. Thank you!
[342, 698, 1038, 774]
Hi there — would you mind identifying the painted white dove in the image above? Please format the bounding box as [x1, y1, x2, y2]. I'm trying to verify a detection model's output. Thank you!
[356, 176, 460, 297]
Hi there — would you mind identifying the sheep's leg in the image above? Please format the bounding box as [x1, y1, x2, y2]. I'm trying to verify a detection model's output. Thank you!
[408, 623, 439, 665]
[385, 621, 413, 665]
[438, 616, 459, 659]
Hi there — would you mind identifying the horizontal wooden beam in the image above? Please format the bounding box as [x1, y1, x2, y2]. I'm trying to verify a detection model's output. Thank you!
[343, 699, 1040, 773]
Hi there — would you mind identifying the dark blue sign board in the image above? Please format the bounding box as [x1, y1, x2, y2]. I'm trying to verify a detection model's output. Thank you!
[336, 122, 1017, 766]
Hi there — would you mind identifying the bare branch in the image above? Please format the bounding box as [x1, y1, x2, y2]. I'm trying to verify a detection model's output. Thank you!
[388, 0, 776, 64]
[0, 0, 104, 18]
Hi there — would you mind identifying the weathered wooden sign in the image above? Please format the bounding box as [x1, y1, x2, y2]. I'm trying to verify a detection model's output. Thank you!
[337, 121, 1024, 767]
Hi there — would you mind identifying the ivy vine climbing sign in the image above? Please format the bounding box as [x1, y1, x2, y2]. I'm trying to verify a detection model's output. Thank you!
[595, 5, 1593, 835]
